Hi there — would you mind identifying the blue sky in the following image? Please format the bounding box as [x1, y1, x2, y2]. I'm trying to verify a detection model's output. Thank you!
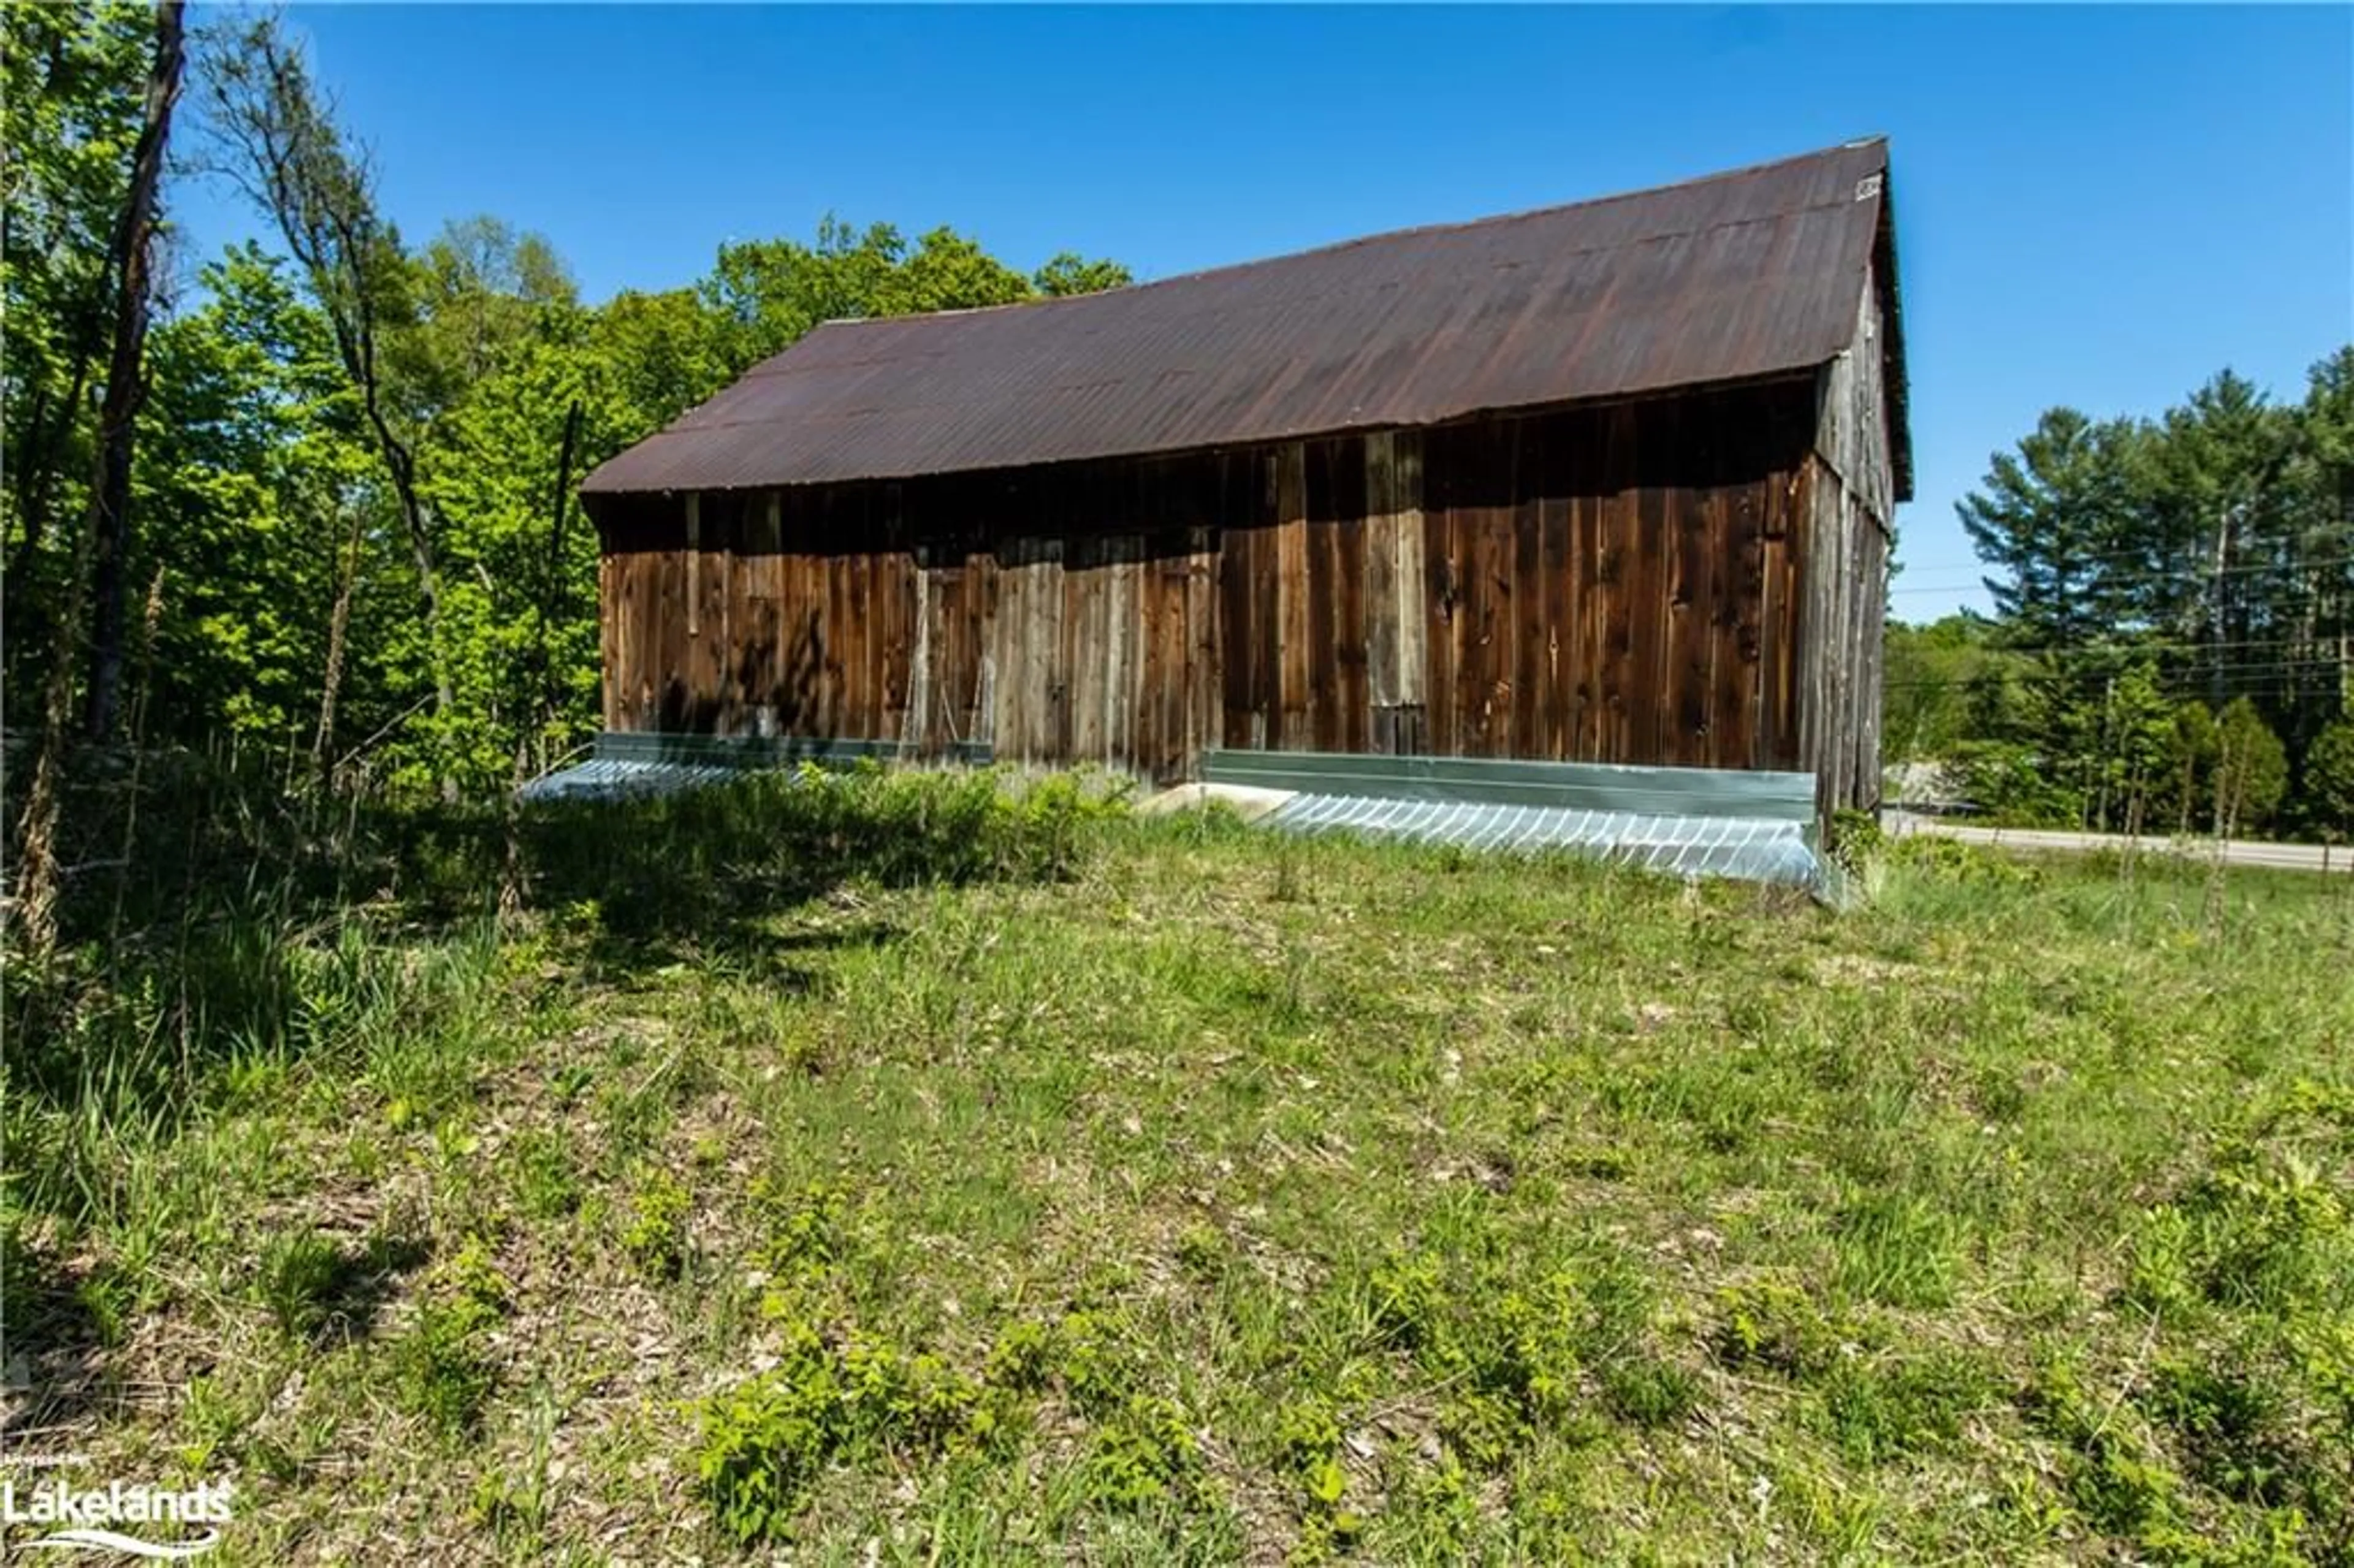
[174, 5, 2352, 622]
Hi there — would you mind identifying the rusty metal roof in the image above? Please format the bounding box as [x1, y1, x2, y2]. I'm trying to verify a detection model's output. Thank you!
[584, 139, 1911, 498]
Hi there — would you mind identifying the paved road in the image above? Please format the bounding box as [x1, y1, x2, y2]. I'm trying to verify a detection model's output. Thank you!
[1884, 812, 2350, 875]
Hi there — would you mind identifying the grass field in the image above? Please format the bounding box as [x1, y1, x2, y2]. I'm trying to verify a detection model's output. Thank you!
[6, 764, 2352, 1564]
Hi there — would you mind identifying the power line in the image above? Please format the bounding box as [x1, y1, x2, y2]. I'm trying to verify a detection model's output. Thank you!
[1887, 633, 2354, 660]
[1889, 552, 2354, 596]
[1892, 654, 2354, 687]
[1891, 533, 2354, 580]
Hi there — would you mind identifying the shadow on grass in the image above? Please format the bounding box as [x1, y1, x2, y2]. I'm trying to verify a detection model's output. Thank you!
[1, 750, 1118, 1133]
[291, 1232, 434, 1352]
[516, 766, 1110, 972]
[1, 1235, 127, 1445]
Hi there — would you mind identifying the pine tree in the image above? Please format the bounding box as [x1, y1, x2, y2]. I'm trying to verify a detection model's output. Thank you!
[1957, 408, 2143, 649]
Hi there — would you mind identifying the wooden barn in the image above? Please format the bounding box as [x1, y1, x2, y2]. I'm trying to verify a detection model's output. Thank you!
[576, 139, 1910, 823]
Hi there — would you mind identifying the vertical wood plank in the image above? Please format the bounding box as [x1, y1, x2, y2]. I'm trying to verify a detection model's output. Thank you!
[1572, 490, 1601, 763]
[1491, 420, 1522, 758]
[719, 511, 742, 735]
[598, 550, 618, 730]
[823, 493, 848, 739]
[1252, 454, 1277, 750]
[908, 552, 933, 754]
[1066, 536, 1101, 765]
[1514, 462, 1547, 761]
[1423, 449, 1458, 757]
[615, 547, 635, 731]
[1336, 497, 1367, 755]
[1772, 476, 1802, 772]
[853, 489, 881, 739]
[1305, 512, 1337, 752]
[654, 547, 681, 729]
[1042, 530, 1069, 763]
[685, 493, 701, 641]
[1672, 478, 1715, 768]
[1425, 506, 1450, 756]
[642, 542, 661, 730]
[1859, 509, 1886, 805]
[1599, 408, 1637, 764]
[1628, 419, 1671, 766]
[1720, 482, 1763, 771]
[1363, 432, 1399, 717]
[1274, 444, 1308, 750]
[1218, 485, 1255, 749]
[1114, 539, 1140, 772]
[1450, 425, 1503, 758]
[992, 538, 1023, 760]
[690, 498, 729, 731]
[1393, 428, 1427, 728]
[965, 550, 997, 750]
[1541, 490, 1571, 761]
[877, 488, 906, 743]
[1457, 508, 1489, 756]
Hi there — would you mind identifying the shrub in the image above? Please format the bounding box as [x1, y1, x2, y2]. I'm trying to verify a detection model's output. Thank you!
[2303, 717, 2354, 843]
[2022, 1355, 2184, 1541]
[982, 1315, 1056, 1394]
[2165, 1142, 2347, 1313]
[621, 1168, 693, 1281]
[2143, 1356, 2304, 1507]
[1829, 808, 1886, 872]
[1710, 1281, 1843, 1379]
[1086, 1395, 1203, 1509]
[1277, 1398, 1363, 1562]
[691, 1321, 988, 1545]
[1365, 1250, 1446, 1353]
[389, 1237, 508, 1441]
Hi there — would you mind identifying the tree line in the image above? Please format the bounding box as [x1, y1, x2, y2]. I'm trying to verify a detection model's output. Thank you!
[1889, 354, 2354, 840]
[3, 4, 1130, 852]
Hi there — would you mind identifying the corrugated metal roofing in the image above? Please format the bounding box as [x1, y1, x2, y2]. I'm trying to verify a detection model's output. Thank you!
[516, 762, 1827, 889]
[1264, 793, 1829, 891]
[515, 756, 741, 805]
[584, 140, 1907, 497]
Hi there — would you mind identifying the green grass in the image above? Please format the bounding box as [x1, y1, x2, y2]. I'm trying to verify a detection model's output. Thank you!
[5, 761, 2353, 1562]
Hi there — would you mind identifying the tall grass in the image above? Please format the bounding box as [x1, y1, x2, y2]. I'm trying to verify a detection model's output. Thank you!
[4, 754, 2350, 1562]
[2, 756, 1124, 1377]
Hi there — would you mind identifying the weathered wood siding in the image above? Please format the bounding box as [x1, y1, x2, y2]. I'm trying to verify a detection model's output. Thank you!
[590, 375, 1862, 786]
[1798, 263, 1895, 815]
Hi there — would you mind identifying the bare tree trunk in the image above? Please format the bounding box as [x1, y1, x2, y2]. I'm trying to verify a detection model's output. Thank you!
[82, 0, 187, 742]
[12, 1, 185, 952]
[528, 400, 582, 772]
[311, 501, 367, 780]
[206, 21, 456, 797]
[500, 401, 584, 917]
